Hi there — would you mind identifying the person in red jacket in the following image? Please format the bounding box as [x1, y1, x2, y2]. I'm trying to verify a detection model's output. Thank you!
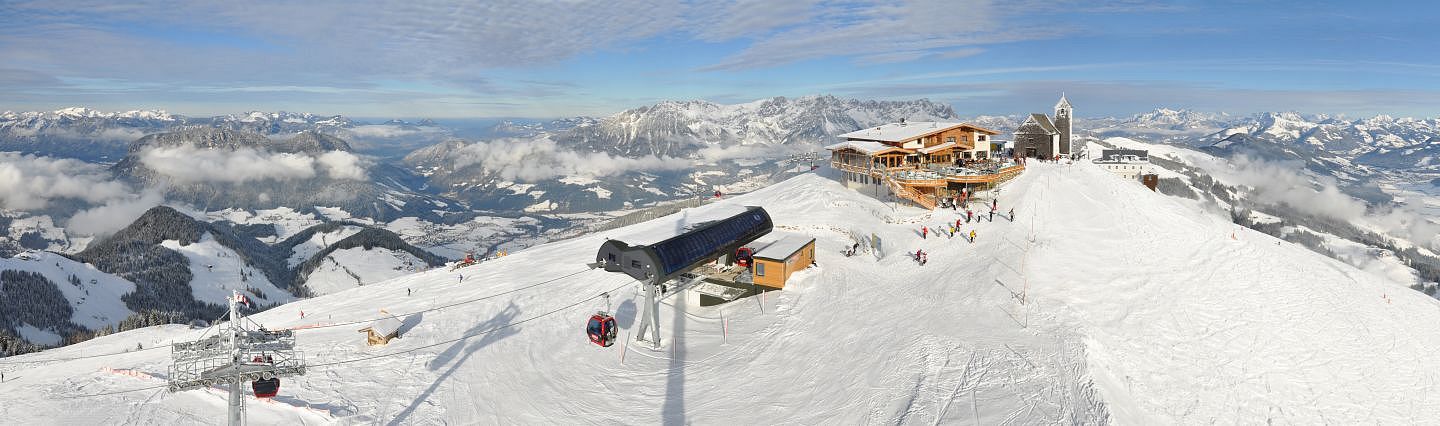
[921, 226, 928, 239]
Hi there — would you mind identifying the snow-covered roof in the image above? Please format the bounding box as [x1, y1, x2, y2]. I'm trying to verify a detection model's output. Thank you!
[1055, 93, 1072, 110]
[362, 314, 402, 337]
[824, 140, 907, 155]
[1016, 113, 1058, 135]
[840, 122, 1003, 143]
[839, 122, 953, 142]
[748, 231, 814, 260]
[917, 141, 958, 154]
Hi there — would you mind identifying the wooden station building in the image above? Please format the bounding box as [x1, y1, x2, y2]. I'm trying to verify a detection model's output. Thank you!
[826, 120, 1024, 209]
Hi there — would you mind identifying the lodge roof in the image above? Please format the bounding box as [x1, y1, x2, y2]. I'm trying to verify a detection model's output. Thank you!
[824, 140, 909, 155]
[839, 121, 999, 143]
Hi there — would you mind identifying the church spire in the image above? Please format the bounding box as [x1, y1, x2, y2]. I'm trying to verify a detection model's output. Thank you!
[1055, 92, 1072, 110]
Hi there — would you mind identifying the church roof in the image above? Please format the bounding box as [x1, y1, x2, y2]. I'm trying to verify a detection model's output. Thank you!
[1015, 113, 1058, 135]
[1055, 93, 1072, 110]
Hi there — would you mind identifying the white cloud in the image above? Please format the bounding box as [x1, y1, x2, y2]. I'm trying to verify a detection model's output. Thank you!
[0, 153, 132, 210]
[317, 150, 368, 180]
[65, 189, 165, 236]
[139, 146, 368, 183]
[343, 124, 447, 139]
[1194, 154, 1440, 248]
[696, 142, 816, 163]
[0, 153, 169, 236]
[450, 138, 690, 182]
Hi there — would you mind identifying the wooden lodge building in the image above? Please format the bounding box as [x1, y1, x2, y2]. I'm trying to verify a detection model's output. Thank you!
[827, 120, 1024, 210]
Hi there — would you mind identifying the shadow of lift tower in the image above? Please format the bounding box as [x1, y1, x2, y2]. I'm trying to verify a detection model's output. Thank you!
[592, 206, 773, 348]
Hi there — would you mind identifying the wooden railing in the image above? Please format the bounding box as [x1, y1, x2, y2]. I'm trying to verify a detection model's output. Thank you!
[884, 174, 937, 210]
[830, 160, 1025, 211]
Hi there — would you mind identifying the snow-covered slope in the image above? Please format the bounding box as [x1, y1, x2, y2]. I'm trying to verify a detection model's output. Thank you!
[3, 164, 1439, 424]
[302, 247, 425, 296]
[0, 251, 134, 330]
[160, 233, 297, 307]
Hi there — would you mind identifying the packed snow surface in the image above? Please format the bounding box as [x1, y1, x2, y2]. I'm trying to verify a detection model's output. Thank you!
[160, 233, 296, 306]
[286, 225, 364, 268]
[302, 247, 425, 296]
[0, 251, 134, 329]
[2, 163, 1439, 424]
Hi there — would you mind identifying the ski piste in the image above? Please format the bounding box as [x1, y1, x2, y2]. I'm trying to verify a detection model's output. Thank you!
[3, 163, 1440, 423]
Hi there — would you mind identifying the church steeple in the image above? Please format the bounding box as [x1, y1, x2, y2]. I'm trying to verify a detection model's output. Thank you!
[1053, 93, 1073, 155]
[1055, 92, 1072, 112]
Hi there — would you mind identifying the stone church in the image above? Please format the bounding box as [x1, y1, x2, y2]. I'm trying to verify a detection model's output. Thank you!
[1013, 94, 1074, 159]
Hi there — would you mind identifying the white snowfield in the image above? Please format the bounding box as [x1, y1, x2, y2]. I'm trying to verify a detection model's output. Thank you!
[0, 251, 134, 330]
[302, 246, 425, 296]
[2, 163, 1439, 424]
[161, 233, 296, 307]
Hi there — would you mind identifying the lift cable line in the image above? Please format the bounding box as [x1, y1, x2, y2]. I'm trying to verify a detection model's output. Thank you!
[62, 280, 633, 399]
[0, 268, 597, 366]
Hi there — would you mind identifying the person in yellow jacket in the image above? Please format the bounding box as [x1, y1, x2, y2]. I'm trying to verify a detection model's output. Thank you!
[969, 229, 977, 243]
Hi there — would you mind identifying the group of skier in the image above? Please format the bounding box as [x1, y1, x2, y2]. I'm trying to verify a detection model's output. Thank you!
[912, 194, 1015, 266]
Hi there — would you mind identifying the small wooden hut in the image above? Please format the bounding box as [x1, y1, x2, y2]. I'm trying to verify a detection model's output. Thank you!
[359, 311, 403, 346]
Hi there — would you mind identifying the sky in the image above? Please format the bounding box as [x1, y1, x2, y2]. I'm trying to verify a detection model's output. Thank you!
[1, 0, 1437, 119]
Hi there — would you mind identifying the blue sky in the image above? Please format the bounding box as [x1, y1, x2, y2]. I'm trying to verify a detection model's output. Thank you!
[1, 0, 1436, 119]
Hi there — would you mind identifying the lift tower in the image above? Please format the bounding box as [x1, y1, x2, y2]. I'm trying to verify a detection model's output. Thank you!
[167, 291, 306, 426]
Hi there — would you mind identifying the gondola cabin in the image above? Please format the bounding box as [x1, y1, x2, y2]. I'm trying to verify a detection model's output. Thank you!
[734, 247, 754, 267]
[586, 313, 617, 347]
[744, 232, 816, 289]
[252, 377, 279, 398]
[250, 356, 279, 398]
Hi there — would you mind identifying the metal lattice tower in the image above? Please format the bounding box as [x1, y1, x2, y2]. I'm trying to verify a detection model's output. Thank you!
[167, 290, 306, 426]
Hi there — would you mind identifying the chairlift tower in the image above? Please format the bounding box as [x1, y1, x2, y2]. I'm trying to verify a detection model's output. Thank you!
[167, 290, 306, 426]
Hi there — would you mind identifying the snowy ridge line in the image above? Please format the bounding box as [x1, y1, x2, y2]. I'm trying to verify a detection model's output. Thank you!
[63, 280, 635, 399]
[0, 268, 595, 366]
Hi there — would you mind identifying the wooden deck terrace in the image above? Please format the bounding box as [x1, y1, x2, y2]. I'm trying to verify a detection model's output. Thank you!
[832, 162, 1026, 185]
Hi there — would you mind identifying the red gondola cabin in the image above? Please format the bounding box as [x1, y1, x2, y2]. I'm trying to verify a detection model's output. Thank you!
[587, 313, 617, 347]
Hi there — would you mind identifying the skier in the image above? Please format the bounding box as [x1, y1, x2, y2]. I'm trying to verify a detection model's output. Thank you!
[922, 226, 928, 239]
[407, 288, 412, 296]
[955, 218, 963, 229]
[1009, 208, 1015, 221]
[966, 210, 973, 223]
[970, 230, 977, 243]
[988, 209, 994, 222]
[458, 273, 464, 283]
[300, 310, 305, 319]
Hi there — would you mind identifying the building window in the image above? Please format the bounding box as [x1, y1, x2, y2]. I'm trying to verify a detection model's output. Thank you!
[946, 137, 955, 144]
[978, 135, 987, 141]
[756, 263, 766, 276]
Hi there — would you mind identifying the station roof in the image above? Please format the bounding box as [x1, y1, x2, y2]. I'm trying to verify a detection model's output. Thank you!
[748, 231, 815, 260]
